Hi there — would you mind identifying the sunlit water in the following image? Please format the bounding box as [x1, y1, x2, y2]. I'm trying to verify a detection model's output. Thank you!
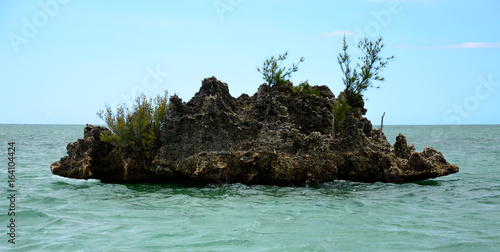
[0, 124, 499, 251]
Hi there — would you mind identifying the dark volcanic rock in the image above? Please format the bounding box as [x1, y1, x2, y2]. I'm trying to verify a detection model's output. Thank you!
[394, 133, 415, 159]
[50, 125, 155, 183]
[51, 125, 112, 179]
[51, 77, 459, 185]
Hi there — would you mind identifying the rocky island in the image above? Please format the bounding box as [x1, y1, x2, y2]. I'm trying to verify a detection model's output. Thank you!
[51, 77, 459, 185]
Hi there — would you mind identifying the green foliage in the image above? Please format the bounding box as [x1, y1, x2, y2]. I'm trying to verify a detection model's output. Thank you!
[292, 80, 320, 96]
[97, 91, 170, 158]
[330, 96, 352, 132]
[257, 52, 304, 87]
[337, 35, 393, 108]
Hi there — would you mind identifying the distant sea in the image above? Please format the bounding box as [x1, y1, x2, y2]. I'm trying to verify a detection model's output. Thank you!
[0, 124, 499, 251]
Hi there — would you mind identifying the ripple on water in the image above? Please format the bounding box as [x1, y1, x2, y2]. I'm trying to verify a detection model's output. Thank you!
[2, 125, 500, 251]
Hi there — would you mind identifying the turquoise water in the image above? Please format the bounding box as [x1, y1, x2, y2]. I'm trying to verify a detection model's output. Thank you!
[1, 124, 499, 251]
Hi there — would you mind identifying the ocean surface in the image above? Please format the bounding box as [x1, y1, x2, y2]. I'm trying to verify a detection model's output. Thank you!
[0, 124, 499, 251]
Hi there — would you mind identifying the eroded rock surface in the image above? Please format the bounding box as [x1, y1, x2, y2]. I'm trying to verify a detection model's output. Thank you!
[51, 77, 459, 185]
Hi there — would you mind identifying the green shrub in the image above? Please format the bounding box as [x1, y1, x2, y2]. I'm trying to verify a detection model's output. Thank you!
[337, 35, 393, 109]
[292, 80, 320, 96]
[331, 96, 352, 132]
[97, 91, 170, 158]
[257, 52, 304, 87]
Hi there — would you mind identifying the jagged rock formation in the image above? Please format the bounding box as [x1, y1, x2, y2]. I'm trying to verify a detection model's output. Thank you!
[51, 77, 459, 185]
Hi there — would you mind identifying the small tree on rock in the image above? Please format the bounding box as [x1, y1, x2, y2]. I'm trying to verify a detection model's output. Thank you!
[337, 35, 393, 110]
[257, 52, 304, 87]
[97, 91, 170, 158]
[332, 35, 393, 137]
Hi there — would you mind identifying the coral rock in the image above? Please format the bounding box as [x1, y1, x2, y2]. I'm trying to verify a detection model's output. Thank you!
[51, 77, 459, 185]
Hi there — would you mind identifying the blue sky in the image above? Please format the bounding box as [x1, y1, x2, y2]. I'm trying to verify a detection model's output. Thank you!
[1, 0, 499, 125]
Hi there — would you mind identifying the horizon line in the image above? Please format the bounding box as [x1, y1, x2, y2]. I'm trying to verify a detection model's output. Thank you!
[2, 123, 500, 126]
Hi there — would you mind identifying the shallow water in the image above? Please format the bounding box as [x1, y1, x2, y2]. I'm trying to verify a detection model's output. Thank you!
[1, 124, 499, 251]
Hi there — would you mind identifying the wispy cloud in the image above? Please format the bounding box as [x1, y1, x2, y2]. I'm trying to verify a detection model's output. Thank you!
[396, 42, 500, 49]
[446, 42, 500, 48]
[320, 30, 355, 37]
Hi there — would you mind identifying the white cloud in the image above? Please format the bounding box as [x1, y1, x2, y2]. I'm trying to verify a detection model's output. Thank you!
[320, 30, 355, 37]
[396, 42, 500, 49]
[447, 42, 500, 48]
